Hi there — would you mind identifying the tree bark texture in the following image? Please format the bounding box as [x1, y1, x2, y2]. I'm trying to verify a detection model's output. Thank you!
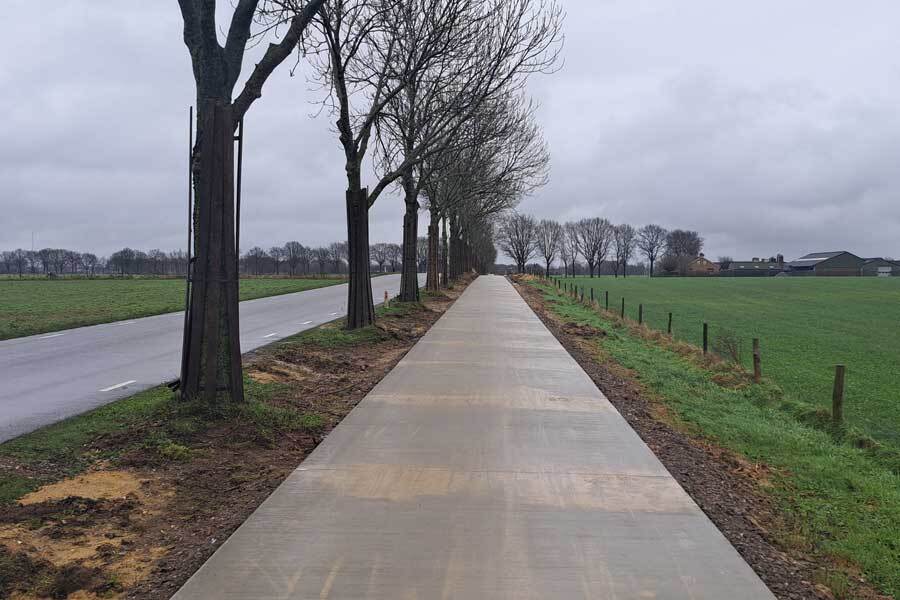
[346, 187, 375, 328]
[181, 100, 244, 404]
[425, 210, 440, 291]
[398, 180, 420, 302]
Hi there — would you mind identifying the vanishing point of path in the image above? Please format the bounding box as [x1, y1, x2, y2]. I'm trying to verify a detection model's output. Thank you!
[175, 275, 774, 599]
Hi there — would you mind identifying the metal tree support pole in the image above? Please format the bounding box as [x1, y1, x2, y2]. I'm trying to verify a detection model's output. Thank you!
[234, 118, 244, 278]
[178, 106, 194, 393]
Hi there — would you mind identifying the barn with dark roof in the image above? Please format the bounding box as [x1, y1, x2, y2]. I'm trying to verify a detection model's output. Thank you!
[786, 251, 865, 276]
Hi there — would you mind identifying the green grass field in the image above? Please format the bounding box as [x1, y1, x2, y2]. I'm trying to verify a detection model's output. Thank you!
[558, 276, 900, 446]
[0, 277, 344, 340]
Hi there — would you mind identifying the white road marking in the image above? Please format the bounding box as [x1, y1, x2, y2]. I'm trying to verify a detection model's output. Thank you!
[39, 333, 65, 339]
[100, 380, 136, 392]
[330, 312, 340, 316]
[109, 320, 136, 327]
[263, 332, 279, 338]
[300, 321, 313, 325]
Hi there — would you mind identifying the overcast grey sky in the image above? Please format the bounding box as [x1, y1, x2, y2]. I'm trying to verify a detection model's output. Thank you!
[2, 1, 899, 261]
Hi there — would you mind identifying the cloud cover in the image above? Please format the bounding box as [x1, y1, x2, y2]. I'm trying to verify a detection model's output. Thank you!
[2, 0, 899, 261]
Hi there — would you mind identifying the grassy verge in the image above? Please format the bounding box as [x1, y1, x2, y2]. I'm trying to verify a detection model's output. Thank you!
[526, 277, 900, 598]
[0, 277, 347, 340]
[555, 275, 900, 448]
[0, 379, 323, 505]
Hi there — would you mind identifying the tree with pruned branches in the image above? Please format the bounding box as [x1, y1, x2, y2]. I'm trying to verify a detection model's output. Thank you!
[175, 0, 325, 403]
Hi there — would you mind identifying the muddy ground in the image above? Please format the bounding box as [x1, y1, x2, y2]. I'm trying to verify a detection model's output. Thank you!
[513, 277, 889, 600]
[0, 282, 467, 600]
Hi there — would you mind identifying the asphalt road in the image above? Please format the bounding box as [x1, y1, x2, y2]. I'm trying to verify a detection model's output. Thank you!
[174, 276, 774, 599]
[0, 274, 422, 443]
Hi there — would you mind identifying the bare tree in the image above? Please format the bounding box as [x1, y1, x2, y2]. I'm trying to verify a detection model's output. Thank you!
[81, 253, 98, 277]
[560, 221, 580, 276]
[284, 241, 304, 275]
[328, 241, 346, 274]
[637, 224, 667, 277]
[176, 0, 325, 403]
[269, 246, 286, 274]
[535, 219, 562, 277]
[245, 246, 268, 275]
[302, 0, 561, 324]
[612, 223, 636, 278]
[312, 246, 331, 274]
[386, 243, 402, 273]
[574, 217, 612, 277]
[370, 243, 390, 272]
[497, 212, 537, 273]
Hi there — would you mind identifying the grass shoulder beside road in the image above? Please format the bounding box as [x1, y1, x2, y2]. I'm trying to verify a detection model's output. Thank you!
[0, 276, 346, 340]
[520, 276, 900, 600]
[0, 281, 468, 599]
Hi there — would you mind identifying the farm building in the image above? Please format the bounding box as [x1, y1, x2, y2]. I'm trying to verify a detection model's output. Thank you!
[861, 258, 900, 277]
[722, 258, 785, 277]
[686, 254, 719, 275]
[787, 251, 865, 276]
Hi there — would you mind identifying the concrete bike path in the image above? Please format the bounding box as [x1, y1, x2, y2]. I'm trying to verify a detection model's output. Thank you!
[174, 275, 774, 599]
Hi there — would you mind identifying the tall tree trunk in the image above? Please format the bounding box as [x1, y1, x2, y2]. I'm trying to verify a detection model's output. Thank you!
[426, 209, 440, 291]
[181, 100, 243, 404]
[441, 216, 449, 288]
[346, 187, 375, 329]
[398, 178, 420, 302]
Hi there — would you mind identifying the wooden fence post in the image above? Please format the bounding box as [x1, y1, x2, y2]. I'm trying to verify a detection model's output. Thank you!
[702, 322, 708, 354]
[752, 338, 761, 382]
[638, 304, 643, 325]
[832, 365, 845, 426]
[667, 312, 672, 335]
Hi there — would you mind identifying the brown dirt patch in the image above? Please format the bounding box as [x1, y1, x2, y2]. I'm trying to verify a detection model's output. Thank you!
[513, 277, 889, 600]
[0, 278, 472, 600]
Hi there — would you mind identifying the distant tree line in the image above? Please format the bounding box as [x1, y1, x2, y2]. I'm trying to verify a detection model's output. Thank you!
[496, 212, 705, 277]
[0, 240, 418, 278]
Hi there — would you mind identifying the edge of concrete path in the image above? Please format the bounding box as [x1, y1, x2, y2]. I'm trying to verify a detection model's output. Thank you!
[173, 274, 775, 599]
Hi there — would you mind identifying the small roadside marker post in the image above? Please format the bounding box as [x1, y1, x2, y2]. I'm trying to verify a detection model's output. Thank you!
[702, 322, 709, 354]
[832, 365, 846, 427]
[384, 290, 389, 308]
[752, 338, 761, 382]
[638, 304, 643, 325]
[620, 297, 625, 318]
[667, 312, 673, 335]
[590, 288, 594, 304]
[605, 291, 609, 310]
